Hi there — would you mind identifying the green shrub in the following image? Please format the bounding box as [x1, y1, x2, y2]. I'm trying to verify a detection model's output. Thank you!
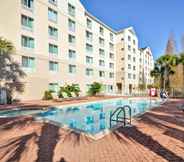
[71, 84, 80, 96]
[88, 82, 102, 96]
[58, 84, 81, 98]
[43, 91, 53, 100]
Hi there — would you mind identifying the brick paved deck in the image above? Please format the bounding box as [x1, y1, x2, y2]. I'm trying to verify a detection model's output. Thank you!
[0, 99, 184, 162]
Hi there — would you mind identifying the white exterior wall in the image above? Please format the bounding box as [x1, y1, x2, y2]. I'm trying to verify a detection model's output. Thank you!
[0, 0, 154, 99]
[139, 47, 154, 86]
[116, 27, 140, 95]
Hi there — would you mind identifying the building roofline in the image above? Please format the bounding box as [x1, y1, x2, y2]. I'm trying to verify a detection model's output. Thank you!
[85, 11, 116, 33]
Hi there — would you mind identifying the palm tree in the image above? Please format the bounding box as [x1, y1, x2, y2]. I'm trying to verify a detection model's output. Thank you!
[0, 37, 26, 103]
[151, 55, 179, 90]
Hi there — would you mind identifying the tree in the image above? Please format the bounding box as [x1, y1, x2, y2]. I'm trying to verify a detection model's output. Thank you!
[87, 82, 102, 96]
[151, 55, 179, 90]
[179, 53, 184, 86]
[165, 32, 176, 55]
[0, 37, 26, 103]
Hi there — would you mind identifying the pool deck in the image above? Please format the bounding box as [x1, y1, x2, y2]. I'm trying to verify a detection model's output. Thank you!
[0, 98, 184, 162]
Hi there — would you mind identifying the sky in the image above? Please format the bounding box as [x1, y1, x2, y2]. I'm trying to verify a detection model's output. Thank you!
[80, 0, 184, 59]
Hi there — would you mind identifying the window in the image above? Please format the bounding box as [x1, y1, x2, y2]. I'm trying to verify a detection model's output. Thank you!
[49, 61, 58, 71]
[133, 74, 136, 79]
[133, 57, 136, 62]
[68, 50, 76, 59]
[86, 56, 93, 64]
[49, 83, 59, 93]
[99, 27, 104, 36]
[49, 0, 57, 5]
[21, 0, 34, 9]
[48, 8, 57, 22]
[128, 45, 131, 51]
[128, 64, 131, 69]
[68, 34, 75, 45]
[109, 63, 114, 69]
[86, 31, 93, 42]
[22, 56, 35, 68]
[109, 72, 114, 78]
[21, 35, 34, 49]
[21, 15, 33, 30]
[99, 71, 105, 77]
[86, 68, 93, 76]
[49, 44, 58, 55]
[133, 40, 136, 45]
[133, 48, 136, 53]
[107, 85, 113, 92]
[69, 64, 76, 74]
[68, 19, 75, 32]
[110, 33, 113, 42]
[128, 36, 131, 41]
[87, 18, 92, 29]
[110, 53, 114, 59]
[109, 43, 114, 51]
[99, 49, 105, 58]
[128, 55, 131, 60]
[99, 38, 105, 47]
[68, 3, 75, 17]
[86, 43, 93, 53]
[48, 26, 58, 39]
[128, 73, 131, 79]
[133, 66, 136, 70]
[99, 60, 105, 66]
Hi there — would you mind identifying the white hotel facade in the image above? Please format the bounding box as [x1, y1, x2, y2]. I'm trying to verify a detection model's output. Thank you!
[0, 0, 154, 100]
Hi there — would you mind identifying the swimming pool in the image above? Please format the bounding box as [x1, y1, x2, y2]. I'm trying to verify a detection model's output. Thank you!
[0, 98, 161, 138]
[36, 99, 161, 136]
[0, 108, 45, 118]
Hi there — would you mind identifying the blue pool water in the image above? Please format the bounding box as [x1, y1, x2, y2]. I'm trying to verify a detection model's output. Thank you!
[0, 109, 45, 118]
[35, 99, 161, 135]
[0, 99, 161, 135]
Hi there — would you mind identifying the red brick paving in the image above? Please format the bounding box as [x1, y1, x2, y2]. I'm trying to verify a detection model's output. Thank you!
[0, 99, 184, 162]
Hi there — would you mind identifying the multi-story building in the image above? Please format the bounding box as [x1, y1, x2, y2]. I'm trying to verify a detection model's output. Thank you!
[0, 0, 154, 100]
[116, 27, 140, 95]
[139, 47, 154, 87]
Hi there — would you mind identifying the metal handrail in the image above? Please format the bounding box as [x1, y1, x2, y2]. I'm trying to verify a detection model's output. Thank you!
[110, 105, 132, 128]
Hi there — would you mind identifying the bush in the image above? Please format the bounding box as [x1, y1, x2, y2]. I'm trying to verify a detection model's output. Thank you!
[43, 91, 53, 100]
[88, 82, 102, 96]
[71, 84, 80, 96]
[58, 84, 81, 98]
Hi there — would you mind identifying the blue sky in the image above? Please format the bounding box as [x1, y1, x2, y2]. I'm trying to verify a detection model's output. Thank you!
[80, 0, 184, 59]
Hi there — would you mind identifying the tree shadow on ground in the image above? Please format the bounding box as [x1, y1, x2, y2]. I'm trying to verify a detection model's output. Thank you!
[114, 126, 184, 162]
[59, 157, 67, 162]
[36, 123, 60, 162]
[139, 113, 184, 144]
[62, 130, 93, 147]
[0, 117, 33, 130]
[0, 132, 37, 162]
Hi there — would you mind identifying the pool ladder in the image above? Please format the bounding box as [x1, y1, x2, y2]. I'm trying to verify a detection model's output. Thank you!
[110, 105, 132, 128]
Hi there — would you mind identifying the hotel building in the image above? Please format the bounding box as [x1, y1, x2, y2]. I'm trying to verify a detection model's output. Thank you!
[0, 0, 154, 100]
[139, 47, 154, 87]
